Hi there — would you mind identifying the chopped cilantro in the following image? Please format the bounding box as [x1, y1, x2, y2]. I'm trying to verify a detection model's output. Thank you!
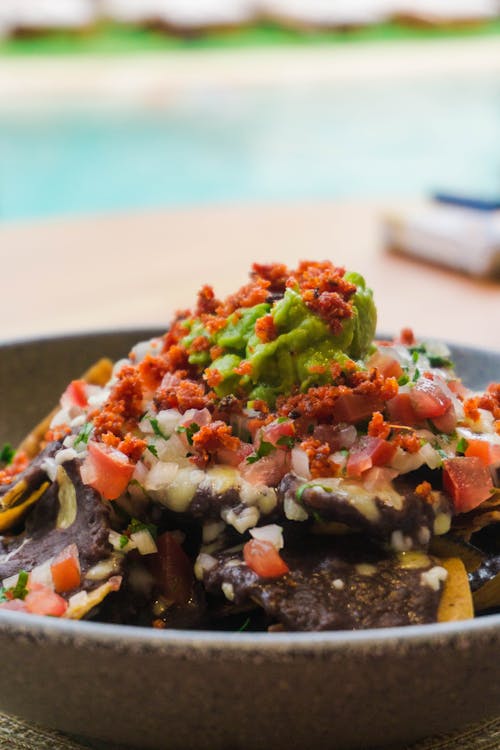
[276, 435, 295, 448]
[276, 417, 289, 424]
[147, 444, 159, 458]
[176, 422, 201, 445]
[0, 443, 15, 465]
[238, 617, 251, 632]
[413, 368, 421, 382]
[436, 448, 448, 460]
[246, 440, 275, 464]
[119, 534, 129, 550]
[0, 570, 29, 603]
[456, 437, 469, 454]
[297, 483, 335, 503]
[127, 518, 158, 540]
[150, 418, 169, 441]
[73, 422, 94, 448]
[12, 571, 29, 600]
[428, 355, 454, 369]
[411, 350, 420, 363]
[397, 373, 410, 386]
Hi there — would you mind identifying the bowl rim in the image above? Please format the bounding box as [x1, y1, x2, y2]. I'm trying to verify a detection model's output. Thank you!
[1, 327, 499, 652]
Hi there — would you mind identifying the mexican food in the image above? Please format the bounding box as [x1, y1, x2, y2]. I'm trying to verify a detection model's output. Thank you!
[0, 261, 498, 631]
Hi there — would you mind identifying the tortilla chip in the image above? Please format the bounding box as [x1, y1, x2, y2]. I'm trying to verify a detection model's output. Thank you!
[429, 536, 483, 573]
[473, 571, 500, 612]
[17, 358, 113, 459]
[64, 575, 122, 620]
[0, 481, 49, 532]
[437, 557, 474, 622]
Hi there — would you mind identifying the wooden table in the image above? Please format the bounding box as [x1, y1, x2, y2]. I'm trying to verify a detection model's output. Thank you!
[1, 200, 499, 351]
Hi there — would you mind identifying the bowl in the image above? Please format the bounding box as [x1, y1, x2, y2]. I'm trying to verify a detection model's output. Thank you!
[0, 330, 499, 750]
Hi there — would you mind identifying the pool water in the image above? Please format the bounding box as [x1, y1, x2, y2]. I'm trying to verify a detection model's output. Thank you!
[0, 73, 498, 220]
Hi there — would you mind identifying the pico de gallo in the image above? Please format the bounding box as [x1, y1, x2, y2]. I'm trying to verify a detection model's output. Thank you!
[0, 261, 499, 630]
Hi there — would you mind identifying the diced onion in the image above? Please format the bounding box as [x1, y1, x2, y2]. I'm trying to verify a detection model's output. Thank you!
[130, 529, 158, 556]
[419, 442, 442, 470]
[222, 506, 260, 534]
[291, 447, 311, 480]
[144, 462, 179, 492]
[390, 448, 425, 474]
[156, 409, 183, 436]
[194, 553, 218, 580]
[284, 495, 308, 522]
[2, 573, 20, 589]
[85, 556, 122, 581]
[250, 524, 284, 550]
[55, 448, 78, 466]
[30, 560, 55, 590]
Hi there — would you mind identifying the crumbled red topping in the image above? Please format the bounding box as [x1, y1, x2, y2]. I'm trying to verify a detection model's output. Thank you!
[478, 383, 500, 420]
[93, 365, 144, 441]
[138, 355, 170, 392]
[155, 374, 212, 414]
[216, 278, 270, 318]
[44, 424, 72, 444]
[415, 481, 434, 503]
[463, 396, 481, 423]
[252, 262, 289, 292]
[367, 411, 391, 440]
[255, 314, 277, 343]
[204, 368, 223, 388]
[117, 434, 147, 462]
[299, 438, 339, 479]
[288, 261, 357, 335]
[0, 451, 29, 486]
[393, 431, 421, 454]
[195, 285, 220, 316]
[234, 360, 253, 376]
[278, 370, 398, 421]
[191, 421, 240, 467]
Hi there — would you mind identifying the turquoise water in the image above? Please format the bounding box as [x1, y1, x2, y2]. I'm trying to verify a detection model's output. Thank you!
[0, 73, 499, 219]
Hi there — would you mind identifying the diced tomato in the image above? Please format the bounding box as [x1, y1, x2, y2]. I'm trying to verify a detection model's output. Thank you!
[50, 544, 81, 594]
[243, 539, 289, 579]
[465, 439, 500, 468]
[431, 405, 457, 434]
[148, 532, 194, 605]
[313, 423, 357, 451]
[386, 393, 418, 427]
[259, 418, 295, 449]
[239, 450, 290, 486]
[61, 379, 88, 409]
[409, 379, 452, 420]
[366, 351, 403, 379]
[346, 436, 397, 478]
[80, 441, 135, 500]
[217, 442, 254, 467]
[332, 394, 383, 425]
[24, 584, 68, 617]
[443, 457, 494, 513]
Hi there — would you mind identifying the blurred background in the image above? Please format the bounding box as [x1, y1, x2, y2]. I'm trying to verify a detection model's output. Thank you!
[0, 1, 499, 347]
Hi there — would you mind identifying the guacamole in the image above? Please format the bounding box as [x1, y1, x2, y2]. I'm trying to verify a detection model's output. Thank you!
[183, 270, 377, 404]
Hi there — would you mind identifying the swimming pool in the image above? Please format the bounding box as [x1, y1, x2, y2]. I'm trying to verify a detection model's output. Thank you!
[0, 71, 498, 220]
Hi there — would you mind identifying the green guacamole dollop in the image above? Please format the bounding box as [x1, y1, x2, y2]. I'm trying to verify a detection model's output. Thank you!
[182, 272, 377, 405]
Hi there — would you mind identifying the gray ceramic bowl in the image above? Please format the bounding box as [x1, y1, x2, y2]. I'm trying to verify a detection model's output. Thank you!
[0, 330, 499, 750]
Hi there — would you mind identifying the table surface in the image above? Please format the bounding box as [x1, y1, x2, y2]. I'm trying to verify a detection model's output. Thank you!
[1, 199, 499, 351]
